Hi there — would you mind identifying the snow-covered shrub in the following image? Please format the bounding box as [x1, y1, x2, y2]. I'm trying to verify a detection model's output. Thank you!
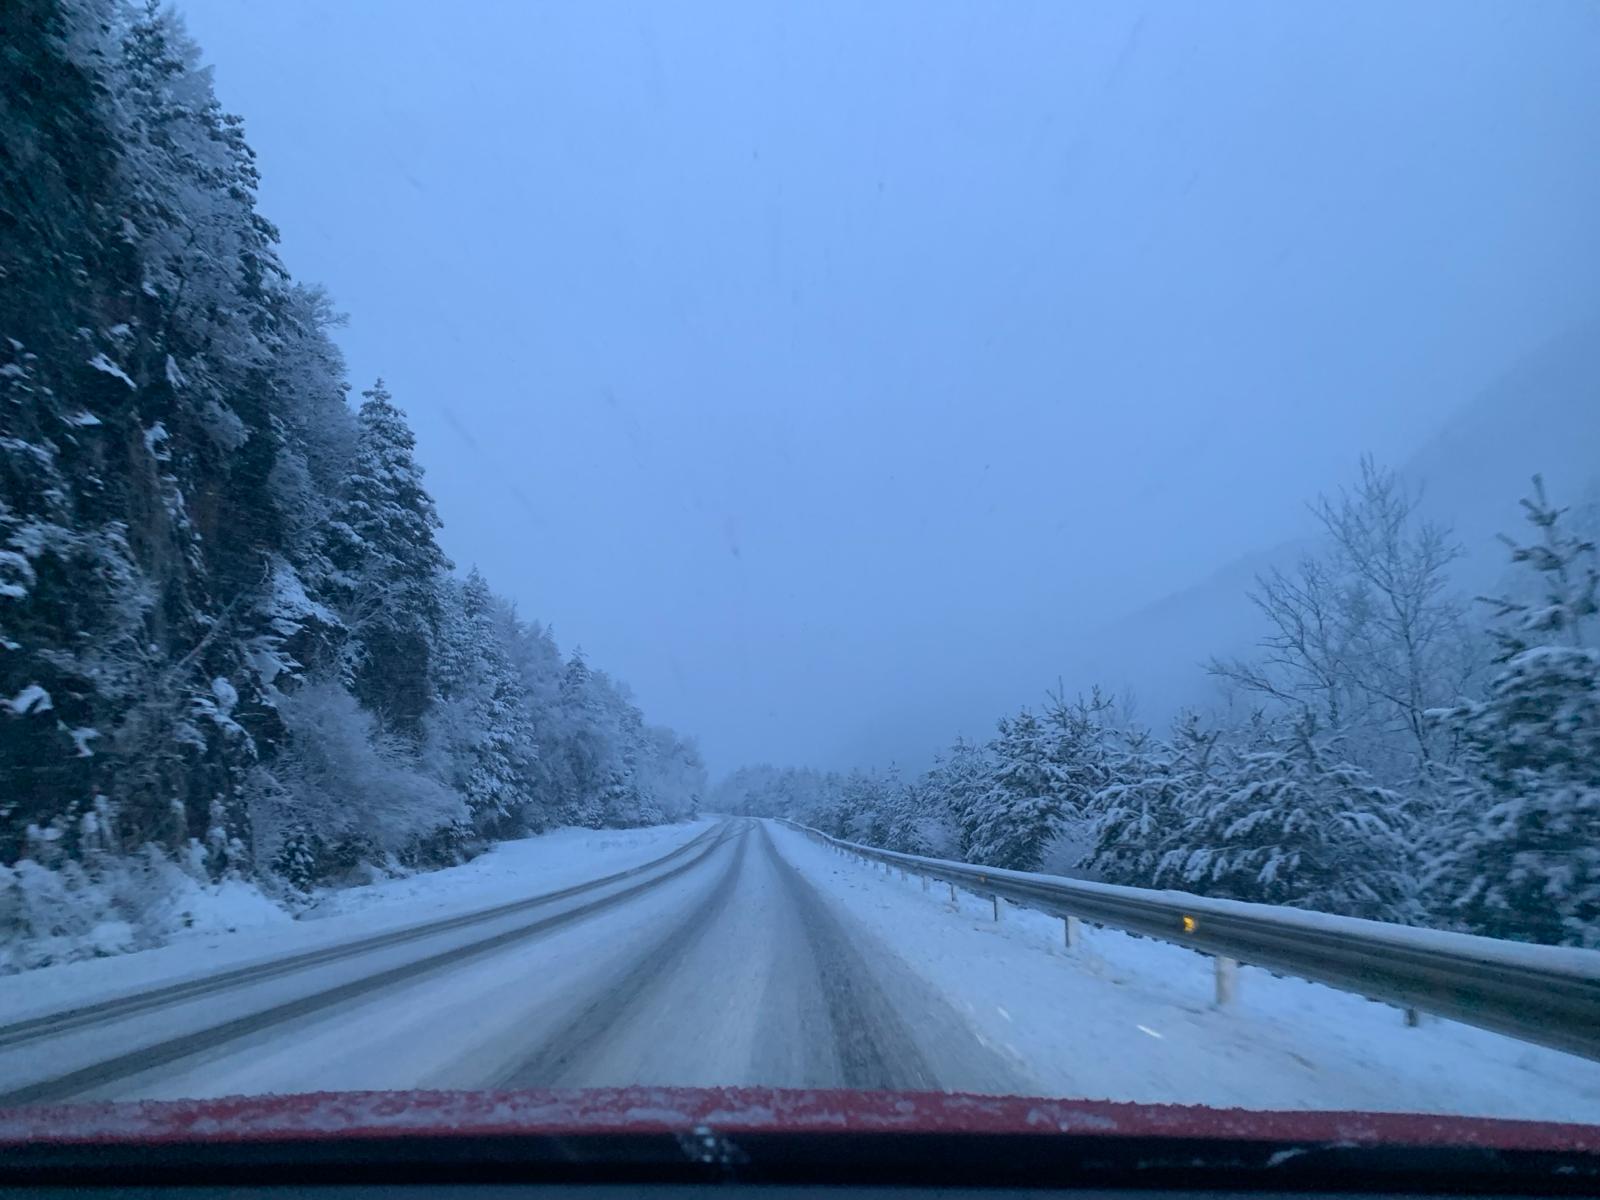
[0, 858, 137, 973]
[0, 843, 286, 974]
[266, 680, 467, 882]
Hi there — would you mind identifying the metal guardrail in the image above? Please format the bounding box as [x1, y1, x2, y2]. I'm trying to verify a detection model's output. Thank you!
[776, 819, 1600, 1063]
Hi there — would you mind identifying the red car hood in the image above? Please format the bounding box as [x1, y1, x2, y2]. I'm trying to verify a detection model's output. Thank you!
[3, 1086, 1597, 1151]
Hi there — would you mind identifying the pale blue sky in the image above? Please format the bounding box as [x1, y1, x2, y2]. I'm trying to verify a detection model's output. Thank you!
[181, 0, 1600, 773]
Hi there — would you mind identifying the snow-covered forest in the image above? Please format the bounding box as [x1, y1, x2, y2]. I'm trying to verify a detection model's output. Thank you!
[3, 0, 1593, 974]
[1, 0, 704, 968]
[717, 462, 1600, 948]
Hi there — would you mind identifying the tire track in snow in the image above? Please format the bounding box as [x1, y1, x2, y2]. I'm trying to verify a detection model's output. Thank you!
[762, 822, 941, 1090]
[497, 825, 753, 1087]
[0, 823, 743, 1106]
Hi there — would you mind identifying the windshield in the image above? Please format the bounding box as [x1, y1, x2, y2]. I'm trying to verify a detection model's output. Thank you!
[2, 0, 1598, 1141]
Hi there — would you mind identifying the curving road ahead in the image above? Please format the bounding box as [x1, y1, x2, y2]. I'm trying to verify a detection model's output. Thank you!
[0, 820, 1032, 1104]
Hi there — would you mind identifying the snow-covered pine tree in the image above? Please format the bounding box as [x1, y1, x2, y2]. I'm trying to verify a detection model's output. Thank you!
[1429, 477, 1600, 946]
[839, 770, 891, 845]
[1154, 715, 1416, 921]
[882, 769, 952, 856]
[923, 736, 993, 860]
[325, 381, 449, 740]
[633, 725, 705, 822]
[1086, 715, 1219, 887]
[597, 682, 651, 828]
[966, 708, 1066, 871]
[1039, 687, 1118, 863]
[251, 286, 356, 687]
[426, 568, 538, 840]
[552, 649, 607, 828]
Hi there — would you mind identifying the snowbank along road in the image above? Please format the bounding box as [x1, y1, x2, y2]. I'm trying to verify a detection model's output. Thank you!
[2, 818, 1597, 1120]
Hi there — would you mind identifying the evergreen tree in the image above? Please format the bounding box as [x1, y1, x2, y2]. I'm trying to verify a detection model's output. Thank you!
[427, 569, 537, 839]
[1430, 478, 1600, 945]
[882, 770, 950, 856]
[1087, 716, 1218, 887]
[326, 381, 448, 739]
[925, 737, 994, 860]
[836, 770, 887, 844]
[554, 649, 606, 827]
[1155, 716, 1416, 921]
[966, 709, 1065, 871]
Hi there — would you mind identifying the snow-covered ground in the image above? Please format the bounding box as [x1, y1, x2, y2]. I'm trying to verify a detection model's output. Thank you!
[8, 816, 1598, 1124]
[0, 819, 717, 1026]
[764, 822, 1600, 1123]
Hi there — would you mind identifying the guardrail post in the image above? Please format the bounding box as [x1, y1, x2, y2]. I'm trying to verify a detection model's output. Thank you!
[948, 881, 957, 903]
[1063, 915, 1081, 950]
[992, 894, 1002, 922]
[1214, 956, 1239, 1007]
[1405, 1007, 1421, 1027]
[921, 874, 929, 892]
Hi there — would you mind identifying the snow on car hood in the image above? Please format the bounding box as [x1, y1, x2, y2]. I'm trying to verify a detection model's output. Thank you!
[3, 1087, 1598, 1151]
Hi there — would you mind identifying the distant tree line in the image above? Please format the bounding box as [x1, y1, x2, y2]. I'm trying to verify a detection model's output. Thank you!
[717, 464, 1599, 948]
[1, 0, 703, 958]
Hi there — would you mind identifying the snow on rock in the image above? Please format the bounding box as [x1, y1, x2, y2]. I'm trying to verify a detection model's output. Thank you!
[2, 683, 53, 715]
[86, 352, 135, 388]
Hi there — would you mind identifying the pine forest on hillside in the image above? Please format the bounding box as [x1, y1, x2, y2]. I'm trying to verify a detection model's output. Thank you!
[1, 0, 705, 969]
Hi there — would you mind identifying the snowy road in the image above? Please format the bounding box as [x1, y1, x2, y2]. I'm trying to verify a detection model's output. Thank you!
[0, 820, 1025, 1103]
[490, 821, 1026, 1094]
[3, 818, 1597, 1120]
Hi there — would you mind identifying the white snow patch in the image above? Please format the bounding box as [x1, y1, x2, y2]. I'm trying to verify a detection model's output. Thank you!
[2, 683, 53, 715]
[86, 353, 135, 388]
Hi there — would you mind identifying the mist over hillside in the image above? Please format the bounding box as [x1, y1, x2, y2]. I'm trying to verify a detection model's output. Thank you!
[838, 322, 1600, 768]
[1069, 322, 1600, 727]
